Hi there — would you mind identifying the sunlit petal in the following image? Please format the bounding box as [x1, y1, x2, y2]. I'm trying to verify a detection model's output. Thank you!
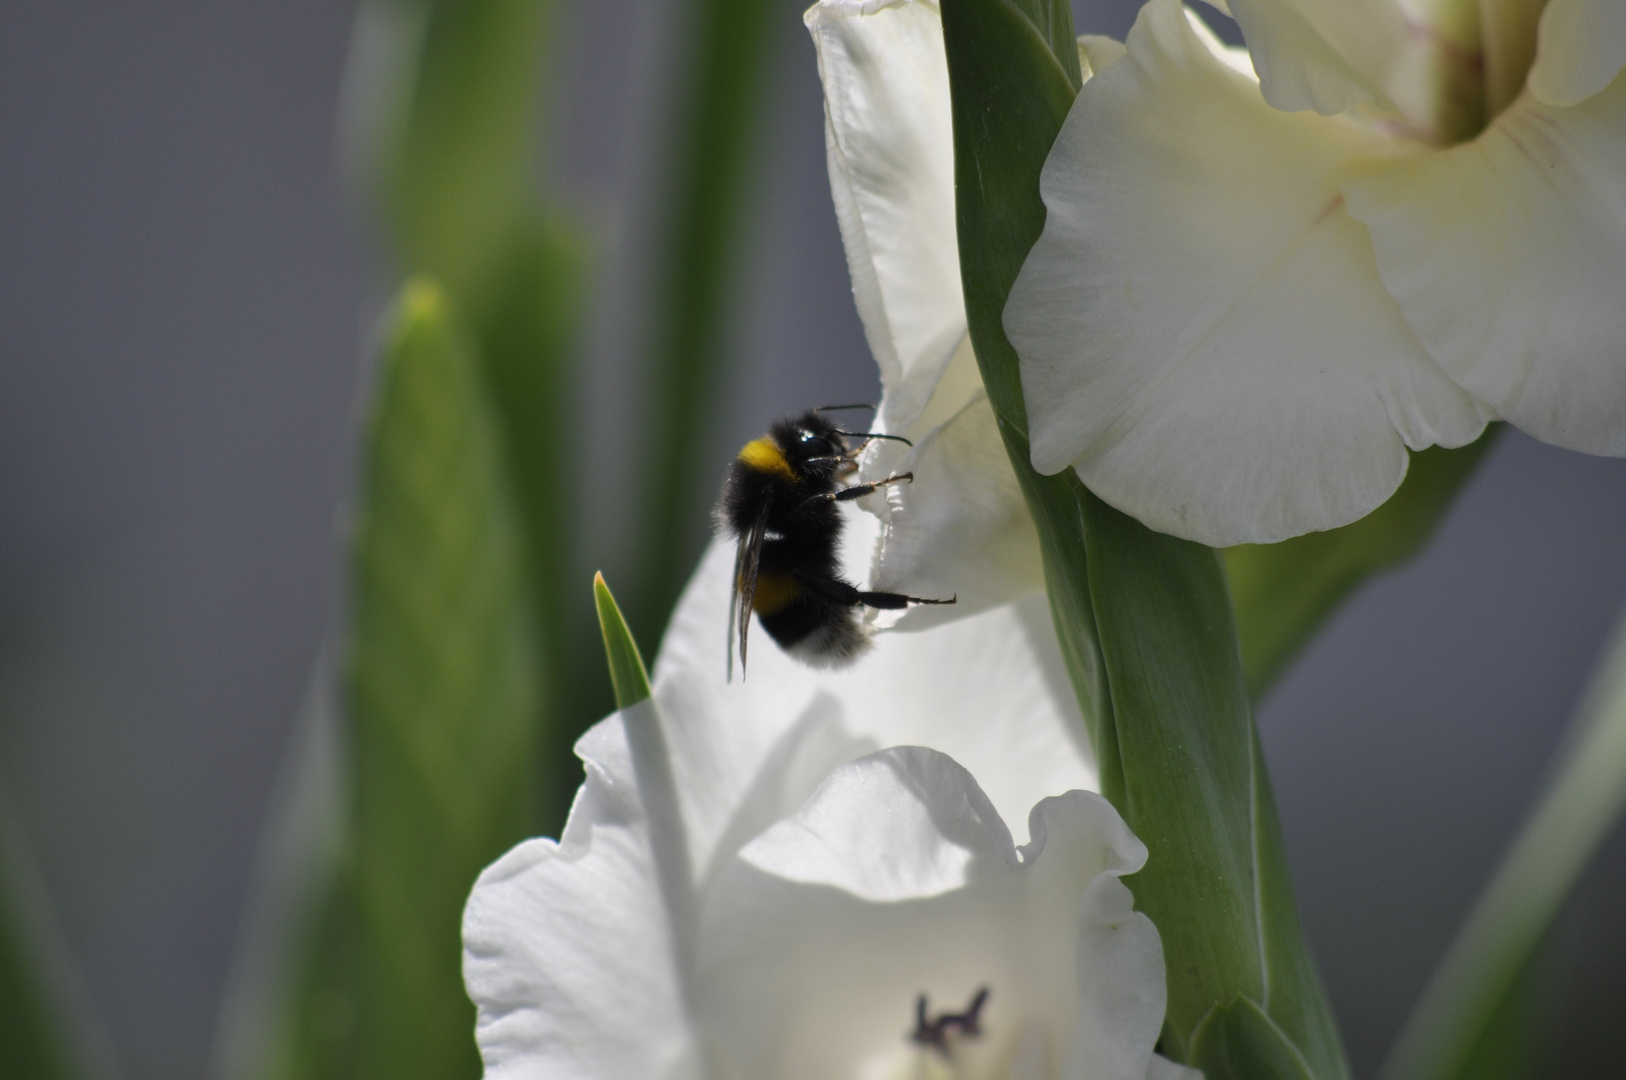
[657, 537, 1095, 836]
[808, 0, 964, 433]
[1344, 72, 1626, 456]
[463, 713, 695, 1079]
[1005, 0, 1487, 545]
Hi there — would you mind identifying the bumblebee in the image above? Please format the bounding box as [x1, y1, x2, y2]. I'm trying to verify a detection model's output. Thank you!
[716, 408, 954, 676]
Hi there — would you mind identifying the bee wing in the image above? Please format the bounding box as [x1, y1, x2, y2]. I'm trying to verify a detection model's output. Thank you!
[728, 497, 771, 681]
[727, 532, 744, 682]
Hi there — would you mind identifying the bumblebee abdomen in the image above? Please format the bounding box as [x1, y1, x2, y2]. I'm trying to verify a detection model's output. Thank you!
[749, 571, 801, 615]
[755, 588, 869, 668]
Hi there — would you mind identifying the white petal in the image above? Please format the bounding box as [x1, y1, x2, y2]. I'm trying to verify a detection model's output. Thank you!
[808, 0, 965, 433]
[656, 537, 1095, 839]
[1227, 0, 1405, 115]
[854, 329, 1042, 629]
[1528, 0, 1626, 107]
[865, 389, 1044, 628]
[733, 746, 1012, 901]
[462, 714, 695, 1079]
[1184, 6, 1259, 78]
[1005, 0, 1487, 546]
[695, 748, 1164, 1080]
[1344, 74, 1626, 456]
[1225, 0, 1485, 137]
[651, 574, 874, 880]
[1079, 34, 1130, 80]
[1146, 1054, 1208, 1080]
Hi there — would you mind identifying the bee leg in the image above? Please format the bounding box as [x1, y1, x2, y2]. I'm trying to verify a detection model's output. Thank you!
[796, 473, 913, 512]
[854, 589, 956, 610]
[788, 571, 861, 606]
[791, 570, 955, 610]
[834, 472, 912, 502]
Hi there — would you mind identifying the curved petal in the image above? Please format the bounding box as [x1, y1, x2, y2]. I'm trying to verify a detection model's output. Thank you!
[1528, 0, 1626, 107]
[1344, 73, 1626, 456]
[864, 390, 1044, 629]
[807, 0, 965, 433]
[1079, 34, 1130, 79]
[656, 537, 1095, 840]
[462, 716, 695, 1079]
[1148, 1054, 1208, 1079]
[1226, 0, 1484, 137]
[1005, 0, 1487, 545]
[694, 748, 1165, 1080]
[1228, 0, 1404, 115]
[853, 329, 1044, 630]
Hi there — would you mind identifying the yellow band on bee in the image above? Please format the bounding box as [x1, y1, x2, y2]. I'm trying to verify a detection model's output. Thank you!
[750, 571, 801, 615]
[738, 437, 798, 482]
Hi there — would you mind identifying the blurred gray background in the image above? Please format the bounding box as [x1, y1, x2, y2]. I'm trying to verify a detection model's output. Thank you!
[1, 0, 1622, 1078]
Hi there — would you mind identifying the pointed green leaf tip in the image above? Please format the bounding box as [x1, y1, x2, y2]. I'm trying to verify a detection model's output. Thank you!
[398, 275, 444, 325]
[594, 573, 651, 709]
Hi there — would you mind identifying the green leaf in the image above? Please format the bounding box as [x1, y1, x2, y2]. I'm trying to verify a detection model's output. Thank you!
[469, 219, 604, 833]
[1225, 431, 1499, 699]
[1191, 997, 1317, 1080]
[1439, 952, 1540, 1080]
[594, 573, 652, 710]
[1078, 503, 1345, 1073]
[0, 908, 76, 1080]
[345, 0, 601, 831]
[627, 0, 781, 653]
[0, 801, 83, 1080]
[1003, 0, 1082, 89]
[938, 0, 1346, 1073]
[282, 281, 541, 1080]
[1379, 607, 1626, 1080]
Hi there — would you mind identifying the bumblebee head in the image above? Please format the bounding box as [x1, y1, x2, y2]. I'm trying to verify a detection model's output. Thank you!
[782, 410, 848, 462]
[745, 408, 909, 488]
[752, 412, 849, 486]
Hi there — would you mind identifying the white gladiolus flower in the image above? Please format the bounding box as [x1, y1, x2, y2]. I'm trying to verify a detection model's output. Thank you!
[1005, 0, 1626, 546]
[462, 540, 1197, 1080]
[809, 0, 1048, 628]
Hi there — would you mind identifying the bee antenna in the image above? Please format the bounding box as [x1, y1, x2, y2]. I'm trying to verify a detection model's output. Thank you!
[832, 429, 913, 447]
[815, 402, 877, 413]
